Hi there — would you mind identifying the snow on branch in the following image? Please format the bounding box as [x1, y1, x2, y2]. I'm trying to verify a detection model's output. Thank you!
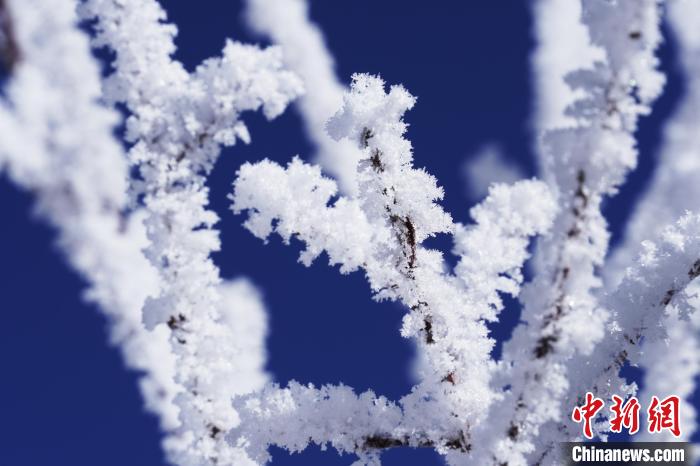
[79, 1, 302, 464]
[606, 0, 700, 442]
[531, 0, 602, 131]
[634, 304, 700, 443]
[559, 213, 700, 445]
[453, 181, 557, 322]
[232, 73, 556, 463]
[234, 156, 373, 273]
[0, 0, 177, 427]
[473, 1, 666, 464]
[243, 0, 362, 194]
[592, 2, 700, 440]
[217, 279, 270, 397]
[234, 383, 404, 466]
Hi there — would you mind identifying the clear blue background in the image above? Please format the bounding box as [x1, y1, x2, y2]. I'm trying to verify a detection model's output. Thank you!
[0, 1, 691, 465]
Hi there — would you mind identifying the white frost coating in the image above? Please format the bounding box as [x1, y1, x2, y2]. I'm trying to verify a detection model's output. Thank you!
[474, 1, 666, 464]
[635, 304, 700, 442]
[234, 383, 404, 466]
[79, 1, 301, 465]
[233, 74, 556, 463]
[0, 0, 176, 427]
[563, 213, 700, 445]
[608, 0, 700, 283]
[234, 157, 374, 273]
[453, 181, 558, 323]
[531, 0, 603, 130]
[217, 279, 270, 398]
[244, 0, 361, 194]
[606, 0, 700, 442]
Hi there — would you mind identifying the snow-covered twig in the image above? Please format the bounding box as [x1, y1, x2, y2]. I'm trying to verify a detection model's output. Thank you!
[232, 74, 556, 463]
[474, 1, 666, 464]
[606, 0, 700, 443]
[567, 213, 700, 440]
[0, 0, 176, 431]
[80, 1, 301, 464]
[243, 0, 361, 194]
[530, 0, 602, 132]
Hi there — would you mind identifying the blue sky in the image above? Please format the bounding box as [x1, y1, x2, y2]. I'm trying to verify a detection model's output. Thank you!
[0, 2, 688, 465]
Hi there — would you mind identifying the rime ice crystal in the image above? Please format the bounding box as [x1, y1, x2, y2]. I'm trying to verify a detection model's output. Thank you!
[0, 0, 176, 431]
[233, 74, 556, 463]
[472, 1, 666, 464]
[80, 0, 301, 464]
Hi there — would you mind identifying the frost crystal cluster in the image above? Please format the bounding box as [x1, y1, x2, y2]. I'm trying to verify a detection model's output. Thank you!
[1, 0, 699, 465]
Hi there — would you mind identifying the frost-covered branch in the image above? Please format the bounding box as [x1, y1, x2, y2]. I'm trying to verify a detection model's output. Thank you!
[235, 383, 405, 466]
[80, 1, 301, 464]
[0, 0, 176, 429]
[243, 0, 361, 194]
[634, 304, 700, 442]
[531, 0, 602, 132]
[563, 213, 700, 442]
[605, 0, 700, 443]
[217, 279, 270, 397]
[473, 1, 666, 464]
[232, 74, 556, 463]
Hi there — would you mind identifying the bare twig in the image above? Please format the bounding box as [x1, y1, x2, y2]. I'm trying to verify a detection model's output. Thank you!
[360, 431, 470, 453]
